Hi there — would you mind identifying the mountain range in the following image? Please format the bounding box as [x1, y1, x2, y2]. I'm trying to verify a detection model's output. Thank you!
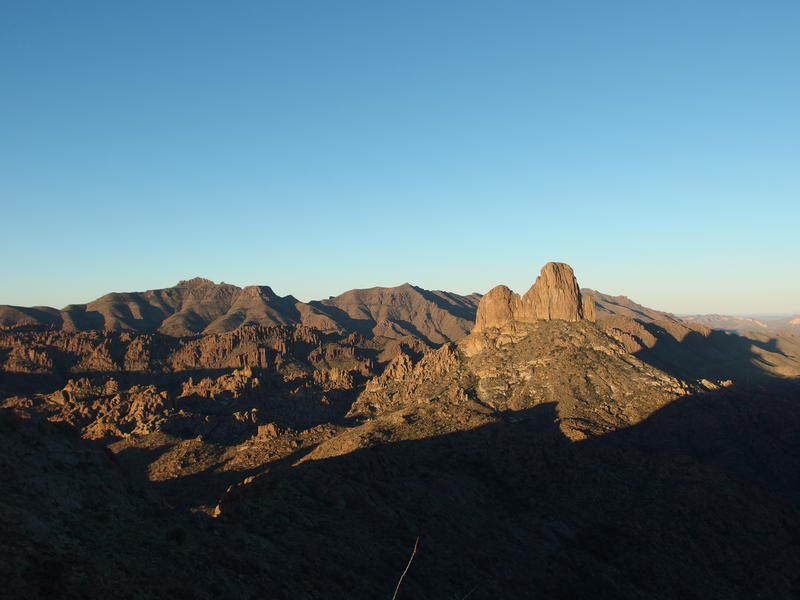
[0, 278, 481, 344]
[2, 262, 800, 599]
[6, 276, 795, 342]
[680, 312, 800, 334]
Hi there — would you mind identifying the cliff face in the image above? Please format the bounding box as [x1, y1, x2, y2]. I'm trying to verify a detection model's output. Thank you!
[473, 262, 595, 332]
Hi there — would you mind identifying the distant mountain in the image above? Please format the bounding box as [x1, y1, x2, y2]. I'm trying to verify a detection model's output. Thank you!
[0, 278, 481, 344]
[581, 289, 680, 323]
[681, 313, 800, 334]
[680, 314, 771, 333]
[311, 283, 482, 344]
[578, 288, 800, 383]
[582, 290, 800, 336]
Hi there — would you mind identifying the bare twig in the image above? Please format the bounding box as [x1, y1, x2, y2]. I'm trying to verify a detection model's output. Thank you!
[460, 584, 479, 599]
[390, 537, 420, 600]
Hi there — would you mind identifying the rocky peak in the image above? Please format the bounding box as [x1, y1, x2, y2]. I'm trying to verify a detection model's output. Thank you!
[473, 262, 595, 332]
[241, 285, 278, 299]
[176, 277, 219, 289]
[473, 285, 521, 332]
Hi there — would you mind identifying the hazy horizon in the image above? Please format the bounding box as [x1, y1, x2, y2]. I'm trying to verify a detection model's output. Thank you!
[2, 2, 798, 315]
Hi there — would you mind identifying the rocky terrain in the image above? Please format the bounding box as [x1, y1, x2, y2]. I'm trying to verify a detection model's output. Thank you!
[2, 262, 800, 598]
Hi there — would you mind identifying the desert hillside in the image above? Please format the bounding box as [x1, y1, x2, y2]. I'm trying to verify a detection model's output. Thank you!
[2, 263, 799, 598]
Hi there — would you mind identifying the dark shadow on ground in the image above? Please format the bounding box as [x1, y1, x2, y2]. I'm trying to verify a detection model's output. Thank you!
[4, 379, 800, 599]
[213, 379, 800, 600]
[110, 440, 318, 511]
[633, 323, 796, 384]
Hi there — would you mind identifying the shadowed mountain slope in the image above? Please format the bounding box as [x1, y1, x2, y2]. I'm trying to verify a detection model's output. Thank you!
[211, 387, 800, 600]
[310, 283, 482, 344]
[582, 289, 800, 336]
[582, 288, 680, 323]
[579, 289, 800, 384]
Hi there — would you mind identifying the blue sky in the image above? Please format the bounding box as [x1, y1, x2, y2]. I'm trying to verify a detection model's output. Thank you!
[1, 1, 798, 314]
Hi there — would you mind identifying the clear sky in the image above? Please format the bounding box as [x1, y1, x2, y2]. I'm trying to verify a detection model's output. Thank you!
[1, 1, 798, 315]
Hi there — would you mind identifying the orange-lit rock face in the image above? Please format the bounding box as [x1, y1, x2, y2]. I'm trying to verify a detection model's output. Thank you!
[473, 262, 595, 332]
[473, 285, 521, 333]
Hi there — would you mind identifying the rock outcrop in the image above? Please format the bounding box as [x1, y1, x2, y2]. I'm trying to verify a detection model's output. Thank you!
[474, 262, 595, 332]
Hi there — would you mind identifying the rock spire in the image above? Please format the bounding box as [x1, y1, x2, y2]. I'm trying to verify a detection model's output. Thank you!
[473, 262, 595, 332]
